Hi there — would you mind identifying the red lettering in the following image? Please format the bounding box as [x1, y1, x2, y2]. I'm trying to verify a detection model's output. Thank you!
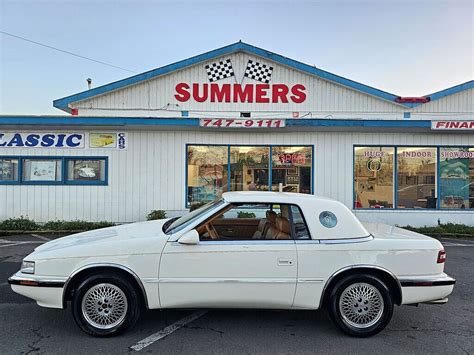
[233, 84, 253, 103]
[174, 83, 190, 102]
[255, 84, 270, 103]
[436, 121, 446, 128]
[290, 84, 306, 103]
[272, 84, 289, 103]
[210, 83, 231, 103]
[460, 121, 469, 129]
[192, 83, 208, 102]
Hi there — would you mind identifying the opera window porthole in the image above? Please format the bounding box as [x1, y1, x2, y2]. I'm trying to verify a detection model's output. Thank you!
[440, 148, 474, 209]
[354, 147, 394, 209]
[186, 145, 313, 206]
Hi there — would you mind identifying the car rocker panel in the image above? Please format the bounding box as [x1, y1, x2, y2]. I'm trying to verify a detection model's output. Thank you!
[9, 191, 455, 337]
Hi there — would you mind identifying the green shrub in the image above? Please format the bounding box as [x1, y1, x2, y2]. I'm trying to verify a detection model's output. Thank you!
[189, 202, 207, 211]
[237, 211, 256, 218]
[0, 217, 39, 231]
[402, 223, 474, 237]
[147, 210, 167, 220]
[42, 220, 114, 231]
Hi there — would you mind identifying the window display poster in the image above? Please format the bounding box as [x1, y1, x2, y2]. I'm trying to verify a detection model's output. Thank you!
[30, 161, 57, 181]
[72, 160, 101, 180]
[0, 160, 15, 180]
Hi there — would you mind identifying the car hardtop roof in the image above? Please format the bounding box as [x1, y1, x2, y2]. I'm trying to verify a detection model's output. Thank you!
[222, 191, 336, 204]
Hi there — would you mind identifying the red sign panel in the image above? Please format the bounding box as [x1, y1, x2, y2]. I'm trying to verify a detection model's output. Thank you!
[431, 121, 474, 130]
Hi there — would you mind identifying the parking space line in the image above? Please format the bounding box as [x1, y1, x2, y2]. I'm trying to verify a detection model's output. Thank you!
[0, 282, 8, 287]
[31, 234, 51, 242]
[0, 241, 43, 248]
[130, 310, 207, 351]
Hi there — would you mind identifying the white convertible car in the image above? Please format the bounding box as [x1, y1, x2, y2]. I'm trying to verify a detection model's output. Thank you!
[9, 192, 455, 337]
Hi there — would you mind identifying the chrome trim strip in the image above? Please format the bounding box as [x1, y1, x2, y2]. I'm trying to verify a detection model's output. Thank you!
[171, 240, 295, 246]
[63, 263, 149, 309]
[400, 276, 456, 287]
[318, 264, 402, 309]
[156, 278, 295, 284]
[8, 274, 66, 288]
[318, 235, 374, 245]
[297, 278, 324, 283]
[294, 240, 320, 244]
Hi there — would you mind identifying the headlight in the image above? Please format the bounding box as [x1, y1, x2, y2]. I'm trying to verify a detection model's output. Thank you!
[21, 260, 35, 274]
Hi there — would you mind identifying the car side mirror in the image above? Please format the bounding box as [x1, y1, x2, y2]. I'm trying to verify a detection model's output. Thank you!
[178, 229, 199, 245]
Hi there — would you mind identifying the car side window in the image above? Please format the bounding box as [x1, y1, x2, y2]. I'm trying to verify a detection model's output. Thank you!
[197, 203, 294, 241]
[290, 205, 311, 240]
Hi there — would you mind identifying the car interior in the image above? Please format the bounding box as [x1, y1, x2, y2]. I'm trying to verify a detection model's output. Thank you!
[197, 203, 295, 241]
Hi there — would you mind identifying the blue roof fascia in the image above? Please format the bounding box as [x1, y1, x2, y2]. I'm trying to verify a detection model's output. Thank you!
[413, 80, 474, 107]
[0, 116, 431, 129]
[53, 41, 411, 112]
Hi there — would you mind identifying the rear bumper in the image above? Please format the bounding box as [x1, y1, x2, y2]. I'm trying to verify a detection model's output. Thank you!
[399, 274, 455, 305]
[8, 272, 66, 309]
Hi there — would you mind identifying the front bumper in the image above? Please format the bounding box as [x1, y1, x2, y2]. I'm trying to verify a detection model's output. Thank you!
[399, 273, 456, 305]
[8, 272, 66, 309]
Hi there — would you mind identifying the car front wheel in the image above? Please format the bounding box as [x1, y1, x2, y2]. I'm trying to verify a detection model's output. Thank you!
[71, 273, 141, 336]
[328, 274, 393, 337]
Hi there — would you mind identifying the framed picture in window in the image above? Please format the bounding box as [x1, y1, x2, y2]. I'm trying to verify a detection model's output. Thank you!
[29, 160, 57, 181]
[70, 160, 102, 181]
[287, 167, 298, 175]
[0, 159, 16, 181]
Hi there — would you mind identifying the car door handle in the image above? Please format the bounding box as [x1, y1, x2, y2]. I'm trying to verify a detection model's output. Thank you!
[278, 258, 294, 266]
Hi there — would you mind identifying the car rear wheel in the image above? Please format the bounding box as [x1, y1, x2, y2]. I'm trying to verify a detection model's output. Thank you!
[71, 273, 141, 337]
[328, 274, 393, 337]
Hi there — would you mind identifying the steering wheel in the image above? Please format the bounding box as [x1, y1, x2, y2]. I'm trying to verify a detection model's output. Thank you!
[205, 223, 219, 240]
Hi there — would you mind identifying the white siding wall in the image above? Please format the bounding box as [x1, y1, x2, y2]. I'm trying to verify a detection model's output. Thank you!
[71, 52, 407, 118]
[1, 130, 473, 226]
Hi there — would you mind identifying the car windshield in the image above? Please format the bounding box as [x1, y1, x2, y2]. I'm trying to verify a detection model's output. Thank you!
[164, 199, 225, 234]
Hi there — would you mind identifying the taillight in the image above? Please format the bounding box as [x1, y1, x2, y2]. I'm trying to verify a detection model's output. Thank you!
[437, 250, 446, 263]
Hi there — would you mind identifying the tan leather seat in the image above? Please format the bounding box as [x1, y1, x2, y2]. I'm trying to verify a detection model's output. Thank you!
[275, 216, 291, 240]
[253, 210, 277, 239]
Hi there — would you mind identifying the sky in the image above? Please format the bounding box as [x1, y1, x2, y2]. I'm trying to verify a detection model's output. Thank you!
[0, 0, 472, 115]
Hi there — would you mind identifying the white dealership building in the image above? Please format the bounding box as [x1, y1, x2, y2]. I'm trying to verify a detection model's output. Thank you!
[0, 42, 473, 226]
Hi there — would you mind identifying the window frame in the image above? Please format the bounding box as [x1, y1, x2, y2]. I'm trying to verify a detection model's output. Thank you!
[185, 144, 315, 208]
[195, 202, 312, 242]
[0, 156, 20, 184]
[353, 145, 474, 211]
[0, 155, 108, 186]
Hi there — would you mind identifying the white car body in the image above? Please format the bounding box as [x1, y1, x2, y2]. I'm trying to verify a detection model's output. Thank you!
[9, 192, 455, 335]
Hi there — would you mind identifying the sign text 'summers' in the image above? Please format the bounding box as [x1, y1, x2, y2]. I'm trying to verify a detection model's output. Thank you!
[174, 83, 306, 103]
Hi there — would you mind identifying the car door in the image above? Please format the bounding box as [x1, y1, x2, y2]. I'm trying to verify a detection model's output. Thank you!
[158, 203, 297, 309]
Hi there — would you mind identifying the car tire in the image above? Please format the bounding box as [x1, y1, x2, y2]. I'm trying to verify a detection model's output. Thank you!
[327, 274, 393, 337]
[71, 273, 141, 337]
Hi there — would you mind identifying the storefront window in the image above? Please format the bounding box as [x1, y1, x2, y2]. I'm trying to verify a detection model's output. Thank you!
[65, 159, 106, 184]
[354, 147, 394, 208]
[397, 147, 437, 208]
[271, 146, 312, 193]
[0, 158, 19, 182]
[187, 145, 228, 206]
[440, 147, 474, 209]
[230, 146, 270, 191]
[22, 158, 62, 182]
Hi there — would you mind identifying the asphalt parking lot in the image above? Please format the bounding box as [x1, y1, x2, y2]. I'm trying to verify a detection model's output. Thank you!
[0, 234, 473, 354]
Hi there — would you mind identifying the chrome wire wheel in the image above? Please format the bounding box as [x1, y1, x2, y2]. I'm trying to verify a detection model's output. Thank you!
[81, 283, 128, 329]
[338, 282, 384, 329]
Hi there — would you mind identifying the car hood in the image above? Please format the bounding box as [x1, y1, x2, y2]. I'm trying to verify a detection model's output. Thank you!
[31, 219, 171, 259]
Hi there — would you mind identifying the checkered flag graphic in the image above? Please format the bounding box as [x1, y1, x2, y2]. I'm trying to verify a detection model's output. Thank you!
[244, 60, 273, 83]
[205, 59, 235, 82]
